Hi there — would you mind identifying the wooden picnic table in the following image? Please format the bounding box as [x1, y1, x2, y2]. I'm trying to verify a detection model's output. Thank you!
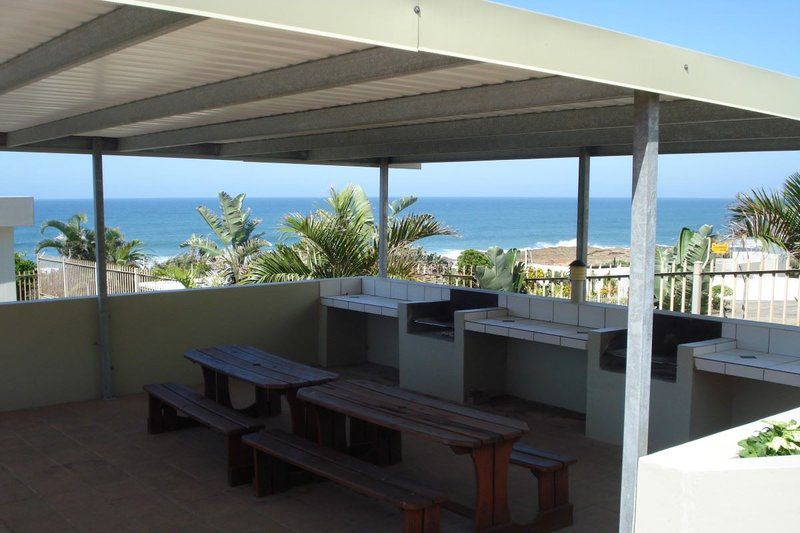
[297, 379, 529, 532]
[184, 345, 338, 433]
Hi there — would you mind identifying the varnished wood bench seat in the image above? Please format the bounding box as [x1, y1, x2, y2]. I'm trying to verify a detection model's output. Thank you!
[144, 382, 264, 486]
[244, 429, 446, 533]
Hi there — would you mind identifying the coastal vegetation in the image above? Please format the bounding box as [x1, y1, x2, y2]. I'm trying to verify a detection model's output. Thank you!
[14, 252, 35, 274]
[456, 249, 491, 271]
[474, 247, 526, 292]
[247, 185, 455, 283]
[728, 171, 800, 257]
[181, 192, 270, 285]
[36, 213, 148, 267]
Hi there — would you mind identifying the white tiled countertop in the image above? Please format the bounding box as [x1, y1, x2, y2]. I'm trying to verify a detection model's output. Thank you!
[692, 339, 800, 387]
[322, 293, 448, 318]
[465, 314, 598, 350]
[320, 294, 409, 317]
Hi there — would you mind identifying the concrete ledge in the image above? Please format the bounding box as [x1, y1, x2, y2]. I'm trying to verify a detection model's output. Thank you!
[635, 406, 800, 532]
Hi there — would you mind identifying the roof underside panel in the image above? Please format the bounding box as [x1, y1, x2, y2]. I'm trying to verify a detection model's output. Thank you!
[0, 0, 115, 63]
[83, 63, 542, 137]
[0, 16, 368, 131]
[0, 0, 797, 167]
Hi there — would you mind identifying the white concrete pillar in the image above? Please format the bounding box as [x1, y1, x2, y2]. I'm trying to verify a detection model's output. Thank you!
[0, 197, 34, 303]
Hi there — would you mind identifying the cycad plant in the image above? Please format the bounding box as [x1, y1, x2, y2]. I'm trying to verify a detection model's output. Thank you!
[247, 185, 455, 283]
[728, 171, 800, 257]
[182, 192, 269, 284]
[37, 213, 148, 267]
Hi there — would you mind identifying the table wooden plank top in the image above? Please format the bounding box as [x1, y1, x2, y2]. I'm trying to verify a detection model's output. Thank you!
[297, 379, 528, 449]
[184, 345, 338, 390]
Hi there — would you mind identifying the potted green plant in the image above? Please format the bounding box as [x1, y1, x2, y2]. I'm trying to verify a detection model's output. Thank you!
[737, 419, 800, 458]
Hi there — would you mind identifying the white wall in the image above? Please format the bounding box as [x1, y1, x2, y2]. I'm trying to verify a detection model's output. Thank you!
[635, 406, 800, 532]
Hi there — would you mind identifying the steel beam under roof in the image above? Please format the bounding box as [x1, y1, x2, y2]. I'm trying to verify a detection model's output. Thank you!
[301, 118, 800, 162]
[217, 100, 764, 158]
[5, 48, 469, 147]
[115, 76, 634, 152]
[0, 5, 201, 96]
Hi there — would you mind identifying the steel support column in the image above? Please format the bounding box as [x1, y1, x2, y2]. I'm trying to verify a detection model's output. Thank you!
[619, 91, 659, 532]
[571, 148, 591, 302]
[378, 159, 389, 278]
[92, 139, 113, 399]
[576, 148, 591, 265]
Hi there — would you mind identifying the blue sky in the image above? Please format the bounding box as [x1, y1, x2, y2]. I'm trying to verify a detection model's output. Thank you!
[0, 0, 798, 200]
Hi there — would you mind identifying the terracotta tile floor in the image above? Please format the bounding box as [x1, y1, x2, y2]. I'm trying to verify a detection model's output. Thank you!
[0, 364, 620, 532]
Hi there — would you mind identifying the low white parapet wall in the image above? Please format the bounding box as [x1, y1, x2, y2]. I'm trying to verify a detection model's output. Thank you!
[635, 405, 800, 532]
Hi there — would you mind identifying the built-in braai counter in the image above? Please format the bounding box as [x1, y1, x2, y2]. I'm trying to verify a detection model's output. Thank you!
[318, 276, 800, 452]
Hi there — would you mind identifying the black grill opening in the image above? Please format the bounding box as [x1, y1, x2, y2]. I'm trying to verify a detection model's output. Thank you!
[601, 314, 722, 382]
[407, 288, 499, 341]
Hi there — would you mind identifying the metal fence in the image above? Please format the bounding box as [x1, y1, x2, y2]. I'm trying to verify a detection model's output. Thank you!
[16, 255, 168, 301]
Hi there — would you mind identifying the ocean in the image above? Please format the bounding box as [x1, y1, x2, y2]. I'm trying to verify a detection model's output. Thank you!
[13, 197, 732, 261]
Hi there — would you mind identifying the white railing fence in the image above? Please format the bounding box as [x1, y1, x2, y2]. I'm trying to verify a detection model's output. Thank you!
[526, 257, 800, 325]
[15, 255, 169, 301]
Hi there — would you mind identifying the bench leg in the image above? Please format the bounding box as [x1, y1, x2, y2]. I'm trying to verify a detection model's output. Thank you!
[226, 435, 254, 487]
[530, 468, 573, 531]
[147, 395, 164, 434]
[402, 506, 440, 533]
[286, 390, 309, 437]
[203, 368, 233, 408]
[255, 388, 282, 417]
[349, 418, 402, 466]
[147, 396, 182, 434]
[253, 449, 290, 497]
[313, 406, 347, 452]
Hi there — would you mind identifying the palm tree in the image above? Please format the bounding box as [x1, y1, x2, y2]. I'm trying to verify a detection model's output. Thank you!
[728, 171, 800, 257]
[37, 214, 148, 267]
[181, 192, 270, 284]
[247, 185, 455, 283]
[36, 214, 93, 259]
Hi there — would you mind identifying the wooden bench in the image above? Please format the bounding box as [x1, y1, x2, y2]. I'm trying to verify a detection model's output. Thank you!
[144, 382, 264, 486]
[244, 429, 447, 533]
[510, 443, 577, 532]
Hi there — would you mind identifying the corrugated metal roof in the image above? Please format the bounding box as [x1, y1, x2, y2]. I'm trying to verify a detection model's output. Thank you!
[84, 63, 542, 137]
[0, 16, 369, 131]
[0, 0, 115, 63]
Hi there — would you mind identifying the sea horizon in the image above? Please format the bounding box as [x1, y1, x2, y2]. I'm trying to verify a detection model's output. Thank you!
[14, 196, 734, 262]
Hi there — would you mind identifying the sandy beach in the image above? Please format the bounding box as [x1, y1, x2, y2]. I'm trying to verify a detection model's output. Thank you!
[520, 245, 630, 266]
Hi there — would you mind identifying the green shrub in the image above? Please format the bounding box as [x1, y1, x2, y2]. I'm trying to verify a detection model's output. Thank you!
[456, 249, 490, 271]
[738, 419, 800, 458]
[14, 252, 36, 274]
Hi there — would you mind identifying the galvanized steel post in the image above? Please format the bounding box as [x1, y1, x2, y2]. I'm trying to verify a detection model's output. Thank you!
[619, 91, 659, 532]
[92, 138, 113, 400]
[378, 159, 389, 278]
